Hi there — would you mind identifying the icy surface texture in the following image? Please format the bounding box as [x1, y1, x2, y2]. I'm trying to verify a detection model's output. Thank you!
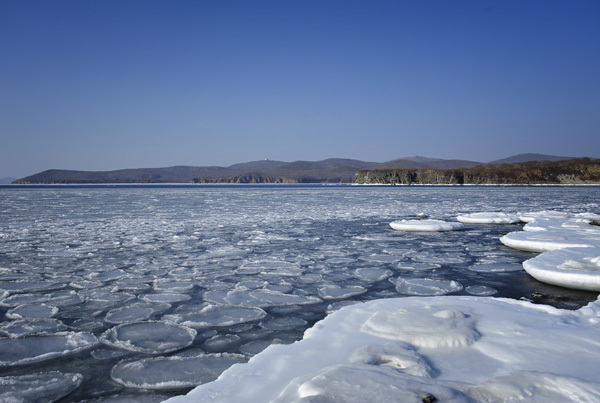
[0, 185, 599, 401]
[167, 296, 600, 402]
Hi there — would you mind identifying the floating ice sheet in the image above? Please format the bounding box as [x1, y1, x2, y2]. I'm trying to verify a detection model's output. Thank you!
[390, 219, 465, 232]
[110, 354, 247, 390]
[0, 372, 83, 402]
[100, 322, 196, 354]
[164, 304, 267, 328]
[0, 332, 98, 367]
[457, 212, 522, 224]
[523, 246, 600, 292]
[393, 278, 463, 296]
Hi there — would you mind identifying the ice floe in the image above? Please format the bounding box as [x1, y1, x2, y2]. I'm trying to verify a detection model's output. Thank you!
[164, 304, 267, 328]
[523, 246, 600, 291]
[166, 296, 600, 403]
[110, 354, 247, 390]
[392, 278, 463, 296]
[457, 212, 522, 224]
[0, 372, 83, 402]
[100, 322, 196, 354]
[500, 212, 600, 290]
[390, 219, 465, 232]
[0, 332, 98, 367]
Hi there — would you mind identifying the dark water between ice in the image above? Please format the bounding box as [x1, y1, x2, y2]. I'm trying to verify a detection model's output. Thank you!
[0, 185, 598, 401]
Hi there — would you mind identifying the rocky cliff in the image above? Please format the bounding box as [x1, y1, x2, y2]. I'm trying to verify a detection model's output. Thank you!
[355, 158, 600, 185]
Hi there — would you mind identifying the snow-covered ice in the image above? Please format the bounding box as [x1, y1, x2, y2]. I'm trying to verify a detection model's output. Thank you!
[390, 219, 465, 232]
[457, 212, 522, 224]
[166, 296, 600, 403]
[500, 211, 600, 290]
[523, 246, 600, 291]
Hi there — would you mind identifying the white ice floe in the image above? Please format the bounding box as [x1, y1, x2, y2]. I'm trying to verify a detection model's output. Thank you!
[100, 321, 196, 354]
[500, 212, 600, 290]
[111, 354, 247, 390]
[500, 213, 600, 252]
[457, 212, 522, 224]
[165, 296, 600, 403]
[523, 246, 600, 292]
[0, 372, 83, 402]
[390, 219, 465, 232]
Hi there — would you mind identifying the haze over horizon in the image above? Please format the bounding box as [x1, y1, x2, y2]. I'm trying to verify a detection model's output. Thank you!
[2, 1, 599, 179]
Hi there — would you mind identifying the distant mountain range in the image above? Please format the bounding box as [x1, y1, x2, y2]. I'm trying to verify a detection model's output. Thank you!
[11, 153, 585, 184]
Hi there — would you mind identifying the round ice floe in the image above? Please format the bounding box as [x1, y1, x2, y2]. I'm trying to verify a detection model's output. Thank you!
[110, 354, 247, 390]
[522, 246, 600, 291]
[101, 322, 196, 354]
[465, 285, 498, 296]
[164, 304, 267, 328]
[317, 285, 367, 300]
[500, 231, 594, 253]
[203, 334, 241, 351]
[457, 212, 522, 224]
[203, 289, 321, 308]
[361, 307, 480, 348]
[260, 317, 308, 331]
[0, 293, 49, 308]
[468, 263, 523, 273]
[0, 318, 69, 338]
[139, 293, 191, 304]
[237, 260, 303, 277]
[0, 280, 59, 294]
[0, 332, 98, 367]
[393, 278, 463, 296]
[0, 372, 83, 402]
[397, 262, 441, 271]
[105, 303, 170, 324]
[6, 303, 58, 320]
[390, 219, 464, 232]
[153, 280, 194, 292]
[353, 267, 393, 282]
[500, 213, 600, 252]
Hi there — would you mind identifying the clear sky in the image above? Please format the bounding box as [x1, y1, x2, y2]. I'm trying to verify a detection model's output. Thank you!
[1, 0, 599, 178]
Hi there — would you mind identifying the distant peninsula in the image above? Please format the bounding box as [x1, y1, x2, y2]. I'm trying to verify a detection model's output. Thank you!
[355, 157, 600, 185]
[11, 153, 599, 185]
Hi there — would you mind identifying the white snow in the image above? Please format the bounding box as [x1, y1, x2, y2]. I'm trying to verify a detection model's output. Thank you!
[164, 296, 600, 403]
[457, 212, 522, 224]
[390, 219, 465, 232]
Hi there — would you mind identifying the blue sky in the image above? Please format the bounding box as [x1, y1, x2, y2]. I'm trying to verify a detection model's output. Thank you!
[1, 0, 599, 178]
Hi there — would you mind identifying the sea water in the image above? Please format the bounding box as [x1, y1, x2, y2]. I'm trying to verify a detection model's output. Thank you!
[0, 185, 598, 401]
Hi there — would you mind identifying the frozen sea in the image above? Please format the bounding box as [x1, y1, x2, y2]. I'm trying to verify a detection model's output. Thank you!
[0, 185, 599, 402]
